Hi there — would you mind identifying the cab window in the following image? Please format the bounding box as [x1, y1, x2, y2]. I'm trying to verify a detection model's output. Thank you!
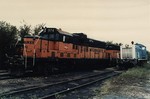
[42, 34, 49, 39]
[49, 34, 55, 40]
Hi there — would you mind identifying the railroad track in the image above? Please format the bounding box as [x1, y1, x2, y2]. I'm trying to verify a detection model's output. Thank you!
[0, 70, 121, 99]
[0, 70, 8, 73]
[0, 70, 13, 80]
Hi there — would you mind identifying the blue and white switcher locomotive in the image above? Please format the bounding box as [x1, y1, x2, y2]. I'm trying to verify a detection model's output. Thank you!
[119, 42, 147, 68]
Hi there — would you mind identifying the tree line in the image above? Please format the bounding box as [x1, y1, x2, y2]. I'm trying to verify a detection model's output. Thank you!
[0, 21, 44, 68]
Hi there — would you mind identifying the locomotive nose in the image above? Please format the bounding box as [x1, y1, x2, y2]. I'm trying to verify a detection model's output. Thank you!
[23, 37, 35, 57]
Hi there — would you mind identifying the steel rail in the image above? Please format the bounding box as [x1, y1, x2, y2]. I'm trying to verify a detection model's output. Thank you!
[40, 72, 121, 99]
[0, 70, 117, 98]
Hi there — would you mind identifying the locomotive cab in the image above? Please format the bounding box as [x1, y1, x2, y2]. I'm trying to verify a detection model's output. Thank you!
[22, 28, 74, 75]
[119, 43, 148, 69]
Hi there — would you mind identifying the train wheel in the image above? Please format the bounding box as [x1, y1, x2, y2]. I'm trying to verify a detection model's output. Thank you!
[33, 65, 44, 76]
[44, 65, 55, 76]
[33, 64, 55, 76]
[115, 65, 121, 70]
[9, 66, 25, 77]
[115, 64, 125, 70]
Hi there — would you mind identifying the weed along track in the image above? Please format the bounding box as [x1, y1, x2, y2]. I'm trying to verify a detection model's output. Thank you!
[0, 70, 121, 99]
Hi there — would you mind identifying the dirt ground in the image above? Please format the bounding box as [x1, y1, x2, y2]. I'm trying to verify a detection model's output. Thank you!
[59, 77, 150, 99]
[1, 68, 150, 99]
[98, 79, 150, 99]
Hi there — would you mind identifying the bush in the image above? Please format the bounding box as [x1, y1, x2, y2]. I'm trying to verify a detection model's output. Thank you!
[0, 21, 18, 68]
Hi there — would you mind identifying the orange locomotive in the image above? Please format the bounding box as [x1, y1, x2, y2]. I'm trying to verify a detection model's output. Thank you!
[9, 27, 120, 76]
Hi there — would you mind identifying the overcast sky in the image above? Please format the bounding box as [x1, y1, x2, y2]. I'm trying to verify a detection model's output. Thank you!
[0, 0, 150, 50]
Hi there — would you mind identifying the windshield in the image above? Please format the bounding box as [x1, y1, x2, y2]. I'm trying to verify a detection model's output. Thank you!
[40, 33, 59, 41]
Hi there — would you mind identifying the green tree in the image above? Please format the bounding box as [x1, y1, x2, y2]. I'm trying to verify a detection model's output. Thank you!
[34, 23, 45, 35]
[114, 43, 122, 46]
[0, 21, 18, 68]
[106, 41, 122, 46]
[19, 24, 31, 40]
[106, 41, 113, 45]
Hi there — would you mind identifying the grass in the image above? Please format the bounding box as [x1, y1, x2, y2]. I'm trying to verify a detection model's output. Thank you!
[95, 63, 150, 97]
[55, 94, 66, 99]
